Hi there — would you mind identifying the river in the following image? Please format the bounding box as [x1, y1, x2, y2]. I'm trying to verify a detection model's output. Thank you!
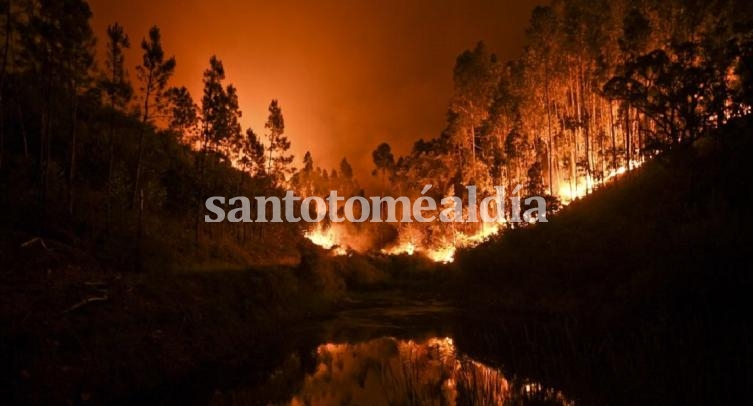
[206, 293, 574, 405]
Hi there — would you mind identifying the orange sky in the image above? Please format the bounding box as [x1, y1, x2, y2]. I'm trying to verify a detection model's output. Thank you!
[88, 0, 542, 182]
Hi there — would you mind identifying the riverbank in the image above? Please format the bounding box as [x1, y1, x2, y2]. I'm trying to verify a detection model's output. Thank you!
[0, 235, 330, 404]
[0, 229, 453, 404]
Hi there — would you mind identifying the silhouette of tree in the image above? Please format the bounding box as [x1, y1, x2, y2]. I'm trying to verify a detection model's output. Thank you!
[132, 26, 176, 213]
[165, 86, 198, 144]
[19, 0, 95, 217]
[101, 22, 132, 228]
[372, 142, 394, 194]
[265, 99, 293, 182]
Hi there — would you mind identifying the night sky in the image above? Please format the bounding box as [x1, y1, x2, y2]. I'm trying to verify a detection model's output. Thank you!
[88, 0, 543, 179]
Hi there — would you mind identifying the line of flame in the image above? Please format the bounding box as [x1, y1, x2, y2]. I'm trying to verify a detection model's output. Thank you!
[305, 160, 644, 263]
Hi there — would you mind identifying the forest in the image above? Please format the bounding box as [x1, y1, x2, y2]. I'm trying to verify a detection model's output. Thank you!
[1, 0, 753, 404]
[1, 0, 753, 266]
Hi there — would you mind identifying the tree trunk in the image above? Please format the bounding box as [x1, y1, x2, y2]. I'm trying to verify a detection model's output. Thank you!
[132, 121, 147, 209]
[194, 134, 210, 245]
[39, 67, 53, 229]
[132, 73, 153, 211]
[0, 0, 11, 170]
[544, 60, 554, 196]
[137, 188, 144, 239]
[106, 108, 116, 231]
[132, 72, 154, 243]
[68, 82, 78, 216]
[625, 106, 632, 171]
[609, 100, 617, 170]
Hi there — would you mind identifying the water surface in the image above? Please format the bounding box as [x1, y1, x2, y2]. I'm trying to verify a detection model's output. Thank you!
[209, 294, 574, 405]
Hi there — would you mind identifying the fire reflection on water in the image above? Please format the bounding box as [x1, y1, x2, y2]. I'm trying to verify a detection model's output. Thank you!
[288, 337, 573, 406]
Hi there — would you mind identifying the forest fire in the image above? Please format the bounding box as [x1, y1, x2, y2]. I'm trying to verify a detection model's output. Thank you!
[304, 225, 349, 256]
[376, 222, 504, 263]
[305, 225, 460, 264]
[303, 158, 650, 264]
[382, 241, 455, 263]
[304, 226, 338, 250]
[559, 160, 645, 203]
[424, 246, 457, 264]
[1, 0, 750, 403]
[435, 222, 505, 263]
[381, 242, 416, 256]
[303, 158, 645, 264]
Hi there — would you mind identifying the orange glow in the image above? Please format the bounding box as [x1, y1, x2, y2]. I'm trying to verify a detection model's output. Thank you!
[304, 225, 349, 256]
[381, 241, 416, 256]
[88, 0, 541, 186]
[377, 159, 648, 264]
[380, 222, 504, 264]
[424, 245, 456, 263]
[429, 222, 504, 263]
[290, 337, 573, 405]
[559, 160, 644, 204]
[304, 158, 648, 264]
[383, 241, 455, 263]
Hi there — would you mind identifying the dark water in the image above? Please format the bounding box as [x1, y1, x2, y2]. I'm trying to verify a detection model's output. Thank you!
[208, 295, 574, 406]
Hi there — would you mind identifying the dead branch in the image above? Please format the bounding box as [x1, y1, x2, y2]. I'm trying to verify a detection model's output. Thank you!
[20, 237, 49, 250]
[62, 295, 109, 315]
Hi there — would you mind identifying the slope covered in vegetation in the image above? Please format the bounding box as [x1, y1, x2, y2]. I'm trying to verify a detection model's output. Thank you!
[452, 117, 753, 405]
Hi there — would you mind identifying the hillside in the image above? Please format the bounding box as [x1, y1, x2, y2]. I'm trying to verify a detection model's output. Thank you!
[452, 117, 753, 405]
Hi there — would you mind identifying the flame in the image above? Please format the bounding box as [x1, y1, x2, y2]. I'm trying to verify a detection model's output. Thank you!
[302, 159, 646, 264]
[559, 160, 644, 204]
[381, 242, 415, 256]
[304, 225, 348, 256]
[424, 246, 456, 263]
[418, 160, 646, 263]
[427, 222, 503, 263]
[457, 222, 503, 246]
[304, 226, 338, 249]
[382, 223, 503, 264]
[383, 242, 455, 264]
